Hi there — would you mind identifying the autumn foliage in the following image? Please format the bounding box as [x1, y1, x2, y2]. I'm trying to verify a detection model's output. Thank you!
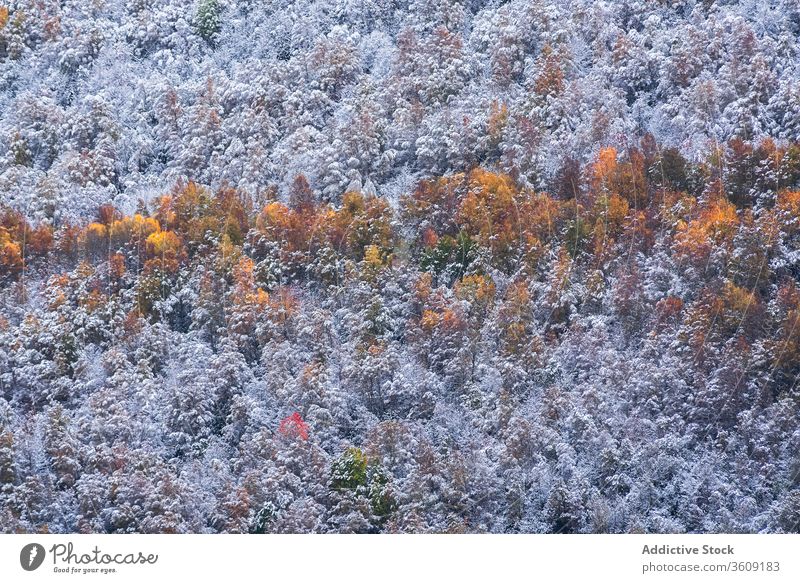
[278, 412, 309, 441]
[2, 133, 800, 535]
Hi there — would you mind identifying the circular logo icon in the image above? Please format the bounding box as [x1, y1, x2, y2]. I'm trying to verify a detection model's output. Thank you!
[20, 543, 46, 571]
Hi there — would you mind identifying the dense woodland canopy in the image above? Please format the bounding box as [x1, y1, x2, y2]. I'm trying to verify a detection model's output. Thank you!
[1, 0, 800, 533]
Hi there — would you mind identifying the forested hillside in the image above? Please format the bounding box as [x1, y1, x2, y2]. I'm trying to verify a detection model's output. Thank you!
[1, 0, 800, 533]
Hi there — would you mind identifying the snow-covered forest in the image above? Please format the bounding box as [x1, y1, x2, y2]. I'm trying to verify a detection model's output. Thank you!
[1, 0, 800, 533]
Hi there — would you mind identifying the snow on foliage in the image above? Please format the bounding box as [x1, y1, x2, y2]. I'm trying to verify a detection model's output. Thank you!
[1, 0, 800, 534]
